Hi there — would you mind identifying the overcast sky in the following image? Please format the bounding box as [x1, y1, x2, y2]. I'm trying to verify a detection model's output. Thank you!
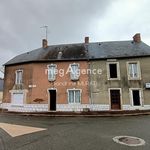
[0, 0, 150, 77]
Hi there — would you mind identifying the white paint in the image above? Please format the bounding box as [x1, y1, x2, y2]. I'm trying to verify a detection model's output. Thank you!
[0, 123, 46, 137]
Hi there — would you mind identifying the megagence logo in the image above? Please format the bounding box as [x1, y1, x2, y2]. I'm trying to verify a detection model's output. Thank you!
[45, 65, 102, 77]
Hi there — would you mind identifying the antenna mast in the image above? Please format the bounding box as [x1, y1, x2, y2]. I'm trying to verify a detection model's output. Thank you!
[40, 25, 48, 40]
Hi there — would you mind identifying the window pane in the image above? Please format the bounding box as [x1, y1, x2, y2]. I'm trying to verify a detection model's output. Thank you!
[48, 65, 56, 81]
[133, 63, 138, 77]
[129, 63, 138, 78]
[75, 90, 80, 103]
[70, 64, 79, 80]
[68, 90, 74, 103]
[16, 70, 23, 84]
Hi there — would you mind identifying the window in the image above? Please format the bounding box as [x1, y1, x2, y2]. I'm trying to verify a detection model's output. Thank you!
[70, 63, 80, 80]
[15, 70, 23, 84]
[68, 89, 81, 103]
[129, 88, 143, 106]
[47, 64, 57, 81]
[127, 62, 141, 80]
[107, 62, 120, 80]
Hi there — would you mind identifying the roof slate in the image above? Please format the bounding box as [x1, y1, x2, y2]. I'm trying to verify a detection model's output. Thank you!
[5, 40, 150, 65]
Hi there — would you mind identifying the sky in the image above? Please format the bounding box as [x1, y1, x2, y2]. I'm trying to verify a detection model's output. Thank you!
[0, 0, 150, 78]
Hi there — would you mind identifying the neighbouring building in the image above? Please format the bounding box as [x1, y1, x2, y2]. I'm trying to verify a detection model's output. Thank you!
[2, 33, 150, 112]
[0, 78, 4, 103]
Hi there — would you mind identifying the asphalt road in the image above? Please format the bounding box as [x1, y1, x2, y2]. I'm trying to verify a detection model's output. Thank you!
[0, 114, 150, 150]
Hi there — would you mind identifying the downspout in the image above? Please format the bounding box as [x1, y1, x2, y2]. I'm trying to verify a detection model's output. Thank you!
[84, 38, 93, 106]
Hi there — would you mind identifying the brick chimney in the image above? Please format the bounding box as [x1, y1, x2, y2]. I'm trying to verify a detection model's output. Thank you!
[42, 39, 48, 48]
[133, 33, 141, 43]
[85, 37, 89, 44]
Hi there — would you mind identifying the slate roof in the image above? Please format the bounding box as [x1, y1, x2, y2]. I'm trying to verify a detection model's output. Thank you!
[5, 40, 150, 66]
[0, 78, 4, 91]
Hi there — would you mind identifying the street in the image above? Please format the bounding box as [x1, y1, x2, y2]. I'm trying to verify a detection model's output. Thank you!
[0, 114, 150, 150]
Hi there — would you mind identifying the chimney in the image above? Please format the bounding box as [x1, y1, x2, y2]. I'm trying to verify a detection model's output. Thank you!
[133, 33, 141, 43]
[42, 39, 48, 48]
[85, 37, 89, 44]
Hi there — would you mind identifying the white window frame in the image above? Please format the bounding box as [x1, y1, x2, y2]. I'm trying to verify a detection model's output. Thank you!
[127, 61, 141, 80]
[67, 89, 82, 104]
[47, 64, 57, 81]
[70, 63, 80, 81]
[107, 62, 120, 80]
[15, 69, 23, 84]
[129, 88, 143, 107]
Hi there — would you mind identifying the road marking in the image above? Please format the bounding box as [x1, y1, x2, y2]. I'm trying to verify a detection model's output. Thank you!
[0, 123, 46, 137]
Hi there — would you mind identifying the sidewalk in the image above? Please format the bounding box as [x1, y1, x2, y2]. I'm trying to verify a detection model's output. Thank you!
[1, 109, 150, 117]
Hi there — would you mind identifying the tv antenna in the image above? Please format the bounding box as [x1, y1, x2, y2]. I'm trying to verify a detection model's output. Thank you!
[40, 25, 48, 40]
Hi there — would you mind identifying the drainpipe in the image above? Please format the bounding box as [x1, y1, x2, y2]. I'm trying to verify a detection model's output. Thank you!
[84, 37, 93, 107]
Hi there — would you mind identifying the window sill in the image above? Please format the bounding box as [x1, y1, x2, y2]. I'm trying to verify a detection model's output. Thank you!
[128, 78, 141, 81]
[108, 78, 120, 81]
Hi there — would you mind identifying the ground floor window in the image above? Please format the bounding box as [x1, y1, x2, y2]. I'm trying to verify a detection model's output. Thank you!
[68, 89, 81, 104]
[12, 92, 24, 105]
[10, 90, 27, 105]
[130, 89, 143, 106]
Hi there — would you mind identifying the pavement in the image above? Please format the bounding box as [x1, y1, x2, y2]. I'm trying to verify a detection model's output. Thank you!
[0, 113, 150, 150]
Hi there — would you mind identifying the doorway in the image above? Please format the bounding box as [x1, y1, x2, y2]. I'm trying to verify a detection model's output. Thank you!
[110, 89, 121, 110]
[49, 89, 56, 111]
[131, 90, 141, 106]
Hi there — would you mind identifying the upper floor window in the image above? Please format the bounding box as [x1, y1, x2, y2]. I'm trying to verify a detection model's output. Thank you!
[107, 62, 120, 80]
[47, 64, 57, 81]
[70, 63, 80, 81]
[15, 70, 23, 84]
[127, 62, 141, 80]
[68, 89, 81, 104]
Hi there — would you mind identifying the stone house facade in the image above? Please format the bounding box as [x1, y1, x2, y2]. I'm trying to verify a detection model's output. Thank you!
[2, 34, 150, 112]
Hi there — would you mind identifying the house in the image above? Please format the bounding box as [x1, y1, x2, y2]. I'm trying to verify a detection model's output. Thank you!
[88, 34, 150, 111]
[2, 39, 89, 112]
[0, 78, 4, 103]
[2, 33, 150, 112]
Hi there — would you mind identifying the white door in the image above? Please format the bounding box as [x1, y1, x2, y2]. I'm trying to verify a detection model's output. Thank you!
[12, 93, 24, 105]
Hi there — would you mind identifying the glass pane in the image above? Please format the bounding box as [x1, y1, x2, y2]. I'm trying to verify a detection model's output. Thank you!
[70, 64, 79, 80]
[132, 63, 138, 77]
[68, 90, 74, 103]
[16, 71, 23, 84]
[48, 66, 56, 80]
[75, 90, 80, 103]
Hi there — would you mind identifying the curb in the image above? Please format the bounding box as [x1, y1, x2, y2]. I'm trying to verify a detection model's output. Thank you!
[1, 110, 150, 117]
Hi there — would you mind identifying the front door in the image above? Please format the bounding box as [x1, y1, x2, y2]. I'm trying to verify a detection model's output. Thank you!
[132, 90, 141, 106]
[49, 90, 56, 111]
[110, 90, 121, 110]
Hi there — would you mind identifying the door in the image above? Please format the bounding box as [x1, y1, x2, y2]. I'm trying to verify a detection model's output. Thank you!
[12, 93, 24, 105]
[110, 90, 121, 110]
[49, 90, 56, 111]
[132, 90, 141, 106]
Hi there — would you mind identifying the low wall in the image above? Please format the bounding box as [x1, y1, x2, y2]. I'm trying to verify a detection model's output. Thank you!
[1, 103, 150, 112]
